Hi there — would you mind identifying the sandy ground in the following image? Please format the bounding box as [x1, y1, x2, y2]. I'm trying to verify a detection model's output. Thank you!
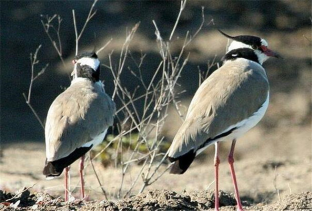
[0, 120, 311, 210]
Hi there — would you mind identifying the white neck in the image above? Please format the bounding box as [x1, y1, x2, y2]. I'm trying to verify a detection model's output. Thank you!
[71, 78, 104, 86]
[71, 77, 88, 85]
[254, 50, 269, 65]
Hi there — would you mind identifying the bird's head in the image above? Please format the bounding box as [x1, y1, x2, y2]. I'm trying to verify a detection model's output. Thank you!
[219, 29, 281, 65]
[72, 52, 100, 82]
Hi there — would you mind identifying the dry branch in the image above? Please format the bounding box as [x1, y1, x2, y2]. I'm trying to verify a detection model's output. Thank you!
[23, 45, 49, 130]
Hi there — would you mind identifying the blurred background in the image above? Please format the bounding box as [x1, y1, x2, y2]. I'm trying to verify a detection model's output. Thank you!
[1, 0, 310, 143]
[0, 0, 311, 201]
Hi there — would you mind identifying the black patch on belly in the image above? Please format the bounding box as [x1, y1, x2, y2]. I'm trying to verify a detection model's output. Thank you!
[197, 127, 237, 150]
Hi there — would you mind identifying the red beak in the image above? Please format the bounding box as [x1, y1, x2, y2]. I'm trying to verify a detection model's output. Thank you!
[261, 45, 281, 58]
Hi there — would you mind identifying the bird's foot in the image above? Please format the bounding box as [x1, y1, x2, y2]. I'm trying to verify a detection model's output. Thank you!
[236, 204, 244, 211]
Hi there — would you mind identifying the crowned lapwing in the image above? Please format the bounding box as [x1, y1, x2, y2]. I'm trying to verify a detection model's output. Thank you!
[168, 30, 280, 210]
[43, 52, 115, 201]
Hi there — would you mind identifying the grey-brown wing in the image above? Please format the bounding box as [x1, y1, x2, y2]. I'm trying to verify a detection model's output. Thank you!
[45, 82, 115, 161]
[168, 61, 269, 158]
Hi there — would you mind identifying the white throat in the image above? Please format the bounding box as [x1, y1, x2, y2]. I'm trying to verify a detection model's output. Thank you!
[254, 50, 269, 65]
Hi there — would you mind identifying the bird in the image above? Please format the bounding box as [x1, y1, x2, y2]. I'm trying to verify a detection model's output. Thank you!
[168, 30, 280, 211]
[43, 52, 115, 202]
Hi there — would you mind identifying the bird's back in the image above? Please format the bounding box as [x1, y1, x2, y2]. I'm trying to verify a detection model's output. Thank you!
[45, 79, 115, 162]
[168, 59, 269, 163]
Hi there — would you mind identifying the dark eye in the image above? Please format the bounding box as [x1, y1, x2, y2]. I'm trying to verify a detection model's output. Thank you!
[251, 44, 258, 50]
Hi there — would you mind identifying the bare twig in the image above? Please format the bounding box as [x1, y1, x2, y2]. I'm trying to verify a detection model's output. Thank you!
[72, 0, 98, 55]
[112, 22, 140, 100]
[72, 10, 79, 56]
[135, 4, 208, 194]
[23, 45, 49, 130]
[77, 0, 98, 41]
[72, 0, 98, 77]
[96, 38, 113, 55]
[92, 1, 208, 198]
[89, 153, 108, 200]
[41, 14, 66, 67]
[198, 54, 218, 85]
[273, 166, 281, 202]
[5, 184, 36, 202]
[169, 0, 187, 41]
[303, 34, 312, 43]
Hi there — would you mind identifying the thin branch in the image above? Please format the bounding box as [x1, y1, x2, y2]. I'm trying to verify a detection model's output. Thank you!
[90, 153, 108, 200]
[5, 184, 36, 202]
[72, 0, 98, 77]
[134, 5, 207, 195]
[112, 22, 140, 100]
[148, 162, 172, 185]
[77, 0, 98, 41]
[23, 45, 49, 130]
[96, 38, 113, 55]
[169, 0, 187, 41]
[93, 3, 208, 198]
[184, 6, 205, 47]
[123, 159, 148, 198]
[41, 14, 66, 67]
[23, 94, 45, 130]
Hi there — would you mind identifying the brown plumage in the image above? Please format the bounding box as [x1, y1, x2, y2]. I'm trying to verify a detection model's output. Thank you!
[167, 31, 280, 211]
[168, 59, 269, 173]
[43, 79, 115, 176]
[43, 52, 115, 201]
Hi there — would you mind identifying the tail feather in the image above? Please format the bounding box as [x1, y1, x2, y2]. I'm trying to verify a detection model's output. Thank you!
[43, 146, 92, 178]
[168, 150, 196, 174]
[43, 161, 63, 178]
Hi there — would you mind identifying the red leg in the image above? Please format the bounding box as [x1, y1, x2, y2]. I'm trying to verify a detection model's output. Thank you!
[65, 166, 70, 202]
[80, 155, 85, 200]
[228, 139, 243, 211]
[214, 142, 220, 211]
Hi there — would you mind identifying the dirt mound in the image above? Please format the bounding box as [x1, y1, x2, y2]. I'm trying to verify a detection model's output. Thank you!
[1, 188, 311, 211]
[262, 192, 312, 211]
[115, 190, 237, 210]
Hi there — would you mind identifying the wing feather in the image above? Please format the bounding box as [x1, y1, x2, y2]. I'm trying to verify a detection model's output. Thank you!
[168, 59, 269, 159]
[45, 80, 115, 161]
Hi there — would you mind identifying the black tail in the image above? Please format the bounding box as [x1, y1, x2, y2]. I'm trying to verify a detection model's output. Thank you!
[168, 150, 196, 174]
[43, 146, 92, 177]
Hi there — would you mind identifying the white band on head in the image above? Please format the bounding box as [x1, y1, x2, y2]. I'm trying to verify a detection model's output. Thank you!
[227, 40, 251, 53]
[77, 57, 100, 70]
[260, 39, 268, 46]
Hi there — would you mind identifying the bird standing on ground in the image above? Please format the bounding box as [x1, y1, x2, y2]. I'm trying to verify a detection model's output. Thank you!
[168, 30, 280, 210]
[43, 52, 115, 201]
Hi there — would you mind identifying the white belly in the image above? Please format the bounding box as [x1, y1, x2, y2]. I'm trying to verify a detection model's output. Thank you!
[223, 92, 269, 141]
[82, 129, 107, 148]
[196, 93, 269, 156]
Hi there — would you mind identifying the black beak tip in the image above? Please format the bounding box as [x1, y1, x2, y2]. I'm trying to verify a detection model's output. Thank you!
[275, 53, 283, 59]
